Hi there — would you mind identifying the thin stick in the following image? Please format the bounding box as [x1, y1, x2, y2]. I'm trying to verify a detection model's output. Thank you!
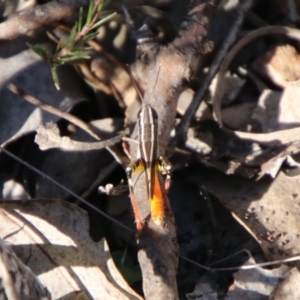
[181, 251, 300, 272]
[7, 83, 100, 140]
[7, 83, 129, 166]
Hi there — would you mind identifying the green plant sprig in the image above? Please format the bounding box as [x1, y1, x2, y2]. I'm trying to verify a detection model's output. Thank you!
[28, 0, 115, 89]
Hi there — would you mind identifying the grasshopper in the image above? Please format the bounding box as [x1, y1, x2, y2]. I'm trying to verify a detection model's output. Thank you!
[126, 70, 173, 231]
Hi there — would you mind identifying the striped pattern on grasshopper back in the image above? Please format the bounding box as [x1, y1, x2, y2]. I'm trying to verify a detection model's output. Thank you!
[126, 103, 172, 230]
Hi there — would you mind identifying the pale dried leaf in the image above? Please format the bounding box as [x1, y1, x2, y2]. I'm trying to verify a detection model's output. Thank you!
[186, 126, 213, 155]
[226, 257, 289, 299]
[0, 38, 88, 146]
[0, 61, 84, 146]
[0, 238, 51, 300]
[186, 278, 218, 300]
[243, 141, 300, 179]
[253, 81, 300, 133]
[84, 57, 138, 112]
[2, 178, 30, 200]
[0, 199, 142, 300]
[270, 267, 300, 299]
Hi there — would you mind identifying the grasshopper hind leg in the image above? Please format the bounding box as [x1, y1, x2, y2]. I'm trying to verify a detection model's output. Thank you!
[126, 160, 144, 232]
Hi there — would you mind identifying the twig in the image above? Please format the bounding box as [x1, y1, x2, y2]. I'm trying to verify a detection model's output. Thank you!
[175, 0, 254, 145]
[7, 83, 100, 140]
[0, 1, 89, 40]
[181, 250, 300, 272]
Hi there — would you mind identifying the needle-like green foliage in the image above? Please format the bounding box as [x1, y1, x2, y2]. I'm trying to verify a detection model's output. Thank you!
[28, 0, 115, 89]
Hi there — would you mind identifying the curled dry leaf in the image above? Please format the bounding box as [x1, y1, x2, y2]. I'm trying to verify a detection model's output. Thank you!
[0, 199, 141, 300]
[35, 122, 124, 151]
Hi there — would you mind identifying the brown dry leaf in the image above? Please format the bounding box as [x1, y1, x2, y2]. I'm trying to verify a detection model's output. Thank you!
[226, 257, 290, 299]
[257, 154, 287, 179]
[222, 102, 256, 130]
[252, 44, 300, 88]
[0, 199, 142, 300]
[77, 57, 139, 127]
[0, 238, 51, 300]
[189, 165, 300, 264]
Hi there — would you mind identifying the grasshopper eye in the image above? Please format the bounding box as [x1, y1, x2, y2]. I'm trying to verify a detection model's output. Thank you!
[138, 104, 158, 124]
[149, 106, 158, 119]
[137, 107, 143, 119]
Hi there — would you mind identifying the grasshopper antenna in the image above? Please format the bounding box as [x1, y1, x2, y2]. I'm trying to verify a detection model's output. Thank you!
[148, 64, 161, 103]
[126, 64, 161, 104]
[126, 65, 144, 102]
